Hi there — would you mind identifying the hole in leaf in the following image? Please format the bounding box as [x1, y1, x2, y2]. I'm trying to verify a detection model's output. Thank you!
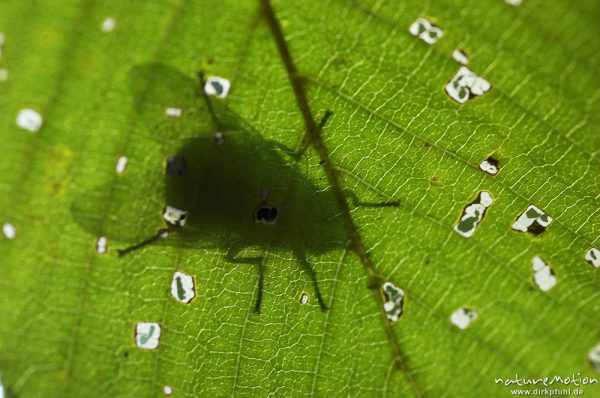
[532, 256, 556, 292]
[479, 156, 499, 175]
[454, 192, 493, 238]
[450, 307, 478, 329]
[299, 292, 309, 304]
[135, 322, 161, 350]
[2, 223, 16, 239]
[382, 281, 405, 323]
[254, 205, 278, 224]
[408, 17, 443, 45]
[512, 205, 553, 236]
[585, 247, 600, 268]
[452, 49, 469, 65]
[116, 156, 128, 174]
[170, 271, 195, 304]
[96, 236, 107, 254]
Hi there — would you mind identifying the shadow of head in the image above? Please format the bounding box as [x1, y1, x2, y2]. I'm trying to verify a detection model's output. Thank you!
[71, 63, 347, 259]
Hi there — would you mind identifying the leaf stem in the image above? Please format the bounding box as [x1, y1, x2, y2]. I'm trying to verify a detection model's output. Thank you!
[259, 0, 420, 394]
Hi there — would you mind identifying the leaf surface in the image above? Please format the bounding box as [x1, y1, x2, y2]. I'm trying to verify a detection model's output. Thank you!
[0, 0, 599, 397]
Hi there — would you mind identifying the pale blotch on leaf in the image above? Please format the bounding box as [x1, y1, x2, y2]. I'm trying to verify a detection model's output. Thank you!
[16, 108, 43, 132]
[165, 107, 182, 118]
[532, 256, 556, 292]
[452, 49, 469, 65]
[382, 281, 405, 323]
[115, 156, 128, 174]
[0, 378, 4, 398]
[479, 157, 499, 175]
[101, 17, 116, 33]
[170, 271, 195, 304]
[204, 76, 231, 98]
[445, 66, 491, 104]
[589, 343, 600, 372]
[2, 223, 16, 239]
[163, 205, 188, 227]
[505, 0, 522, 6]
[163, 385, 173, 396]
[214, 131, 225, 145]
[96, 236, 107, 254]
[454, 191, 493, 238]
[408, 17, 443, 45]
[135, 322, 161, 350]
[299, 292, 309, 305]
[584, 247, 600, 268]
[512, 204, 553, 235]
[450, 307, 478, 330]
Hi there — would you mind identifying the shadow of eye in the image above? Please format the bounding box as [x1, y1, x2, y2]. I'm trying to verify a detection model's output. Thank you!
[254, 205, 278, 224]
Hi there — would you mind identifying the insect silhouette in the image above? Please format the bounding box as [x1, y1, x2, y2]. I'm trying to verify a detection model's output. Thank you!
[72, 63, 354, 313]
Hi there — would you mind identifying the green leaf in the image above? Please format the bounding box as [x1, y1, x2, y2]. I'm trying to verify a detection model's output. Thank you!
[1, 0, 599, 397]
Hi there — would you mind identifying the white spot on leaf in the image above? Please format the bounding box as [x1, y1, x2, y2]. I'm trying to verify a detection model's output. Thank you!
[214, 132, 225, 145]
[2, 223, 16, 239]
[102, 17, 116, 33]
[165, 107, 182, 118]
[409, 17, 443, 45]
[299, 292, 309, 304]
[0, 68, 8, 82]
[584, 247, 600, 268]
[96, 236, 107, 254]
[382, 281, 405, 323]
[452, 49, 469, 65]
[512, 205, 553, 235]
[454, 192, 493, 238]
[135, 322, 161, 349]
[170, 271, 195, 304]
[163, 385, 173, 396]
[532, 256, 556, 292]
[505, 0, 522, 6]
[450, 307, 478, 329]
[115, 156, 128, 174]
[479, 158, 499, 175]
[445, 66, 491, 104]
[16, 108, 43, 132]
[163, 206, 187, 226]
[204, 76, 230, 98]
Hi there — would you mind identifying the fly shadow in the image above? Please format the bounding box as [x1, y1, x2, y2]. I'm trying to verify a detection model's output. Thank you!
[71, 63, 357, 313]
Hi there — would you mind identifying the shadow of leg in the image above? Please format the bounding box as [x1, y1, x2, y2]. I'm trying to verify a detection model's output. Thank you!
[296, 251, 328, 311]
[225, 246, 266, 314]
[117, 227, 171, 257]
[345, 188, 400, 208]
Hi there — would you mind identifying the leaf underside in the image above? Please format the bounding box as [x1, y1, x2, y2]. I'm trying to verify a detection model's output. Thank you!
[0, 0, 599, 397]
